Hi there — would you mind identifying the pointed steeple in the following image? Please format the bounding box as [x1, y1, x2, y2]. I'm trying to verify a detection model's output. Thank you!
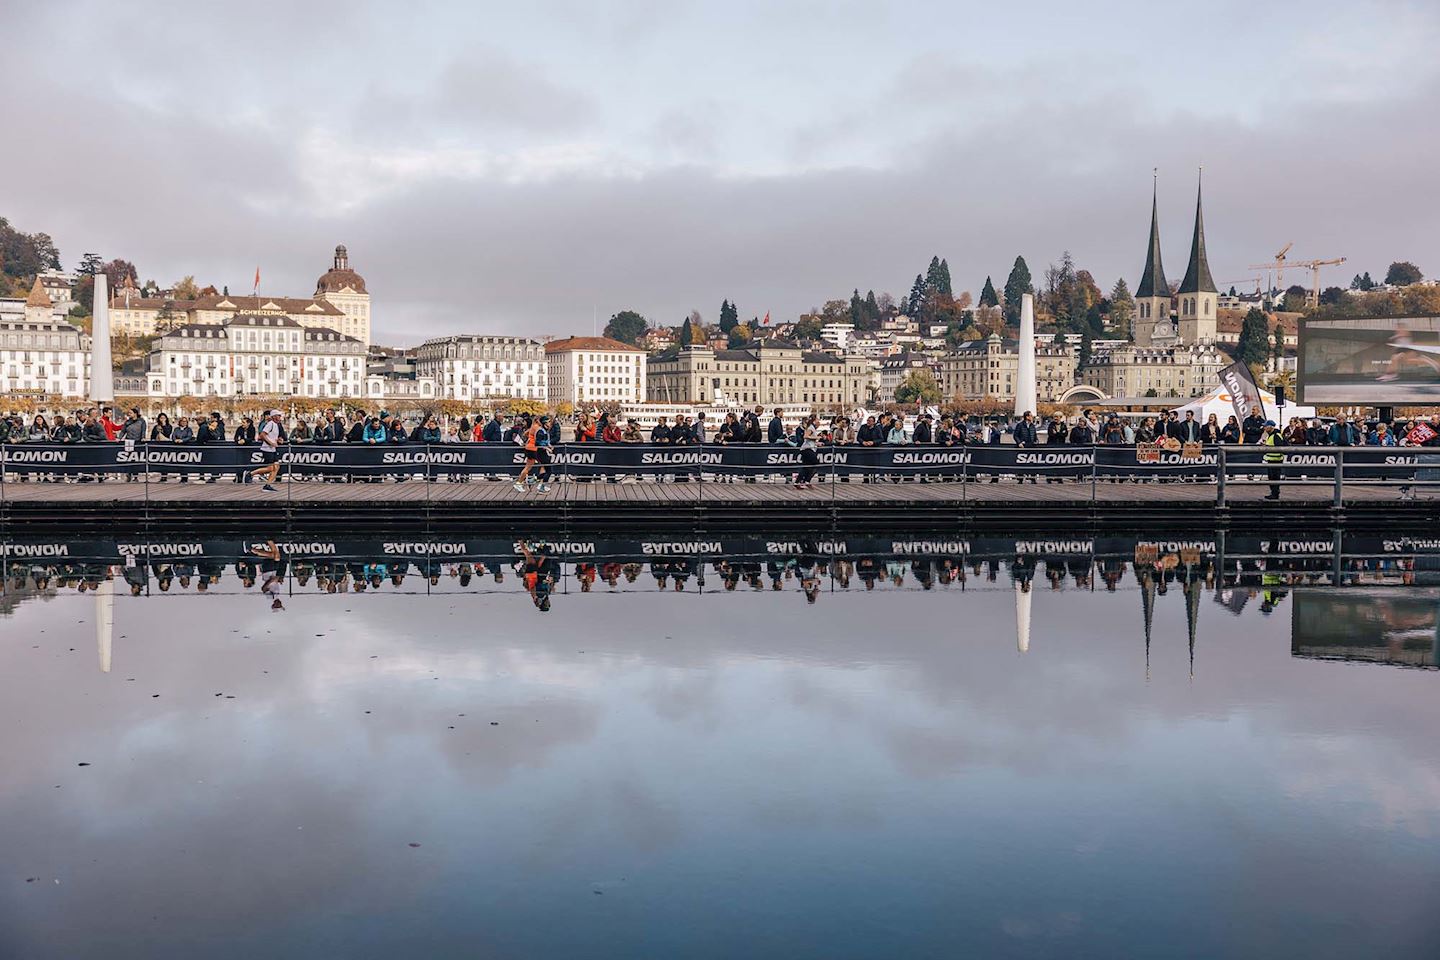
[26, 275, 52, 308]
[1136, 173, 1169, 299]
[1178, 169, 1217, 295]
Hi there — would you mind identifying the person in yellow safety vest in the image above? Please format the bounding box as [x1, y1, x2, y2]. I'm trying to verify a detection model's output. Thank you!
[1259, 419, 1284, 500]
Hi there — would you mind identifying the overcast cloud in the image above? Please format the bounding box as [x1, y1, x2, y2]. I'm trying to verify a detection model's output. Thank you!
[3, 0, 1438, 341]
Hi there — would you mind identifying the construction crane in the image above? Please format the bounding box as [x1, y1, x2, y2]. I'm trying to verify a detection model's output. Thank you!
[1248, 247, 1346, 307]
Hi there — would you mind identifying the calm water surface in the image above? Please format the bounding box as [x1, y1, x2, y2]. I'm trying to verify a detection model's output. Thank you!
[2, 538, 1439, 959]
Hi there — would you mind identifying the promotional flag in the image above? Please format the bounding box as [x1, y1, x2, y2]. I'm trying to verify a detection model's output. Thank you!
[1406, 422, 1436, 445]
[1219, 361, 1265, 425]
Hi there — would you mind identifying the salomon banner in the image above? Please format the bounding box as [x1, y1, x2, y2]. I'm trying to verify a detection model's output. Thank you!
[0, 442, 1422, 482]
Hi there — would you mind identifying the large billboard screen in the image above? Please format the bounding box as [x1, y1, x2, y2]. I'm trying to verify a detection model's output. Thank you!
[1298, 316, 1440, 403]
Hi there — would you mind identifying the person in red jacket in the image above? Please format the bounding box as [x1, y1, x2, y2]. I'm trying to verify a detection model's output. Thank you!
[98, 406, 123, 441]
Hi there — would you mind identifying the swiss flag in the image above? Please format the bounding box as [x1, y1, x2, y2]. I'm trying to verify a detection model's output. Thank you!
[253, 266, 261, 295]
[762, 311, 770, 326]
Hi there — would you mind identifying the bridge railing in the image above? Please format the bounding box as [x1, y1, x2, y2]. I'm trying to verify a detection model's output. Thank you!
[2, 442, 1439, 506]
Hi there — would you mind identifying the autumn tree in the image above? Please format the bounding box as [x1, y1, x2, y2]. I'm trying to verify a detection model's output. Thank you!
[895, 368, 941, 404]
[173, 276, 201, 300]
[727, 323, 752, 348]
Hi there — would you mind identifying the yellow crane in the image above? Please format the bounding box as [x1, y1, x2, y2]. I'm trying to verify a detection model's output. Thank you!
[1248, 246, 1346, 307]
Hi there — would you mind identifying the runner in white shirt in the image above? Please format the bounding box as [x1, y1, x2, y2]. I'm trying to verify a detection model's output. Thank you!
[249, 409, 284, 491]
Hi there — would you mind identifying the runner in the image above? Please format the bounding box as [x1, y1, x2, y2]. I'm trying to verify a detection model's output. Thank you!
[251, 539, 287, 611]
[513, 413, 553, 493]
[518, 540, 556, 612]
[249, 409, 284, 491]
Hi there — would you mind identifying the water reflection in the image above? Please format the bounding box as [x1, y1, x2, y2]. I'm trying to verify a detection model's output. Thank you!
[3, 531, 1440, 958]
[4, 531, 1440, 673]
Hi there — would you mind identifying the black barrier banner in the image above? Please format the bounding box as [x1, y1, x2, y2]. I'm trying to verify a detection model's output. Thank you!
[0, 442, 1426, 482]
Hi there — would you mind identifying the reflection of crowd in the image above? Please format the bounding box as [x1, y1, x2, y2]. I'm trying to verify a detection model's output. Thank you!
[4, 540, 1423, 609]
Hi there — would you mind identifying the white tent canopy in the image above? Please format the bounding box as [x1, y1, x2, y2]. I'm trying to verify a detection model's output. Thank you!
[1174, 386, 1315, 424]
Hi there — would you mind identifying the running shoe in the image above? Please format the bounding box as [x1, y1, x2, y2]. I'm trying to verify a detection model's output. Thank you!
[262, 484, 277, 492]
[512, 481, 526, 492]
[537, 483, 551, 493]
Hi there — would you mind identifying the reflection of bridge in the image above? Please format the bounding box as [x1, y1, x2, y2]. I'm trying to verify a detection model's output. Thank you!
[7, 531, 1439, 674]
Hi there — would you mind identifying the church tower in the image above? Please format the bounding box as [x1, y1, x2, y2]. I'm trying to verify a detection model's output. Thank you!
[1176, 171, 1218, 345]
[1133, 176, 1171, 347]
[25, 276, 52, 324]
[314, 244, 371, 345]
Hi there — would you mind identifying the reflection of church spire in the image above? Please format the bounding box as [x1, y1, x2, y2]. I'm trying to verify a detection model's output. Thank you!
[97, 575, 114, 674]
[1140, 571, 1156, 680]
[1185, 576, 1201, 680]
[1015, 581, 1031, 653]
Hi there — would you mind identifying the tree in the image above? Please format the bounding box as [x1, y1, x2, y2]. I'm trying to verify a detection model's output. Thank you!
[603, 309, 648, 345]
[727, 323, 752, 348]
[1237, 308, 1271, 367]
[1351, 271, 1376, 291]
[1109, 277, 1135, 340]
[926, 256, 952, 298]
[104, 259, 138, 291]
[849, 289, 865, 326]
[1077, 328, 1093, 371]
[979, 276, 999, 308]
[679, 317, 696, 346]
[895, 368, 941, 404]
[906, 274, 928, 317]
[1002, 255, 1033, 326]
[955, 290, 973, 311]
[173, 275, 200, 300]
[863, 290, 880, 327]
[1282, 285, 1308, 313]
[77, 253, 103, 276]
[718, 299, 739, 333]
[1385, 261, 1423, 286]
[1319, 286, 1346, 306]
[1272, 324, 1285, 366]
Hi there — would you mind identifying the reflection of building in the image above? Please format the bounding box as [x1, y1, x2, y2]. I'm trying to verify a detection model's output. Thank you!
[414, 335, 547, 402]
[647, 340, 871, 407]
[1292, 590, 1440, 669]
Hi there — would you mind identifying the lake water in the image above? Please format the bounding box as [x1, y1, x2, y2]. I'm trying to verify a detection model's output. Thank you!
[3, 534, 1439, 959]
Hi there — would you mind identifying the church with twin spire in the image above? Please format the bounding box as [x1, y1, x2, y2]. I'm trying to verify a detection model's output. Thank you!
[1134, 172, 1218, 347]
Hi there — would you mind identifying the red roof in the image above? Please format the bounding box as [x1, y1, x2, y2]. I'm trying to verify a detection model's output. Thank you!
[544, 336, 645, 353]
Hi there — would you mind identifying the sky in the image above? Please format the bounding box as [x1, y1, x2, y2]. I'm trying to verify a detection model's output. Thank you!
[4, 0, 1438, 342]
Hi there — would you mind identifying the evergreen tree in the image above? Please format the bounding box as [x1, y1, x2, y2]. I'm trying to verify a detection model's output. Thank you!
[1272, 324, 1285, 364]
[1237, 308, 1271, 367]
[718, 299, 738, 333]
[849, 289, 864, 326]
[906, 274, 928, 317]
[979, 276, 999, 308]
[77, 252, 103, 275]
[864, 290, 880, 327]
[938, 258, 953, 298]
[679, 317, 695, 347]
[1108, 277, 1135, 340]
[1077, 328, 1093, 371]
[1002, 256, 1033, 326]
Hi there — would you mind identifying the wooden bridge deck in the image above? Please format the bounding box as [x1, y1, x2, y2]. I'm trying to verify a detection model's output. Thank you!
[0, 474, 1429, 531]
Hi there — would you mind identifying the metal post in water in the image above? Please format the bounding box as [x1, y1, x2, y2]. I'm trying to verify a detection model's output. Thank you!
[1334, 448, 1344, 508]
[1216, 445, 1226, 507]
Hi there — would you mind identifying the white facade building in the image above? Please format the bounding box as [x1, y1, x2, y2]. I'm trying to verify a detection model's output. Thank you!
[147, 315, 366, 398]
[0, 318, 91, 396]
[413, 335, 547, 402]
[820, 321, 855, 351]
[545, 336, 647, 406]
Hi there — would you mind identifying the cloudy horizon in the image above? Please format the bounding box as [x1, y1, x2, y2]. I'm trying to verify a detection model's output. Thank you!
[4, 0, 1438, 342]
